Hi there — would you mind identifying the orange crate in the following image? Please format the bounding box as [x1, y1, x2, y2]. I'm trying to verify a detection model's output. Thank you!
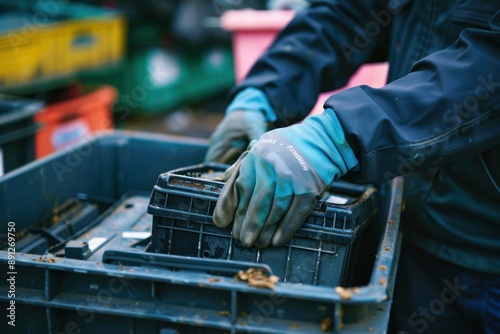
[34, 86, 116, 158]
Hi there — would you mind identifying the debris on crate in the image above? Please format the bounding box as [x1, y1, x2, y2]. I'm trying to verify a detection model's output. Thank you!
[235, 268, 279, 290]
[217, 310, 231, 317]
[320, 317, 332, 332]
[335, 286, 352, 300]
[207, 277, 221, 283]
[334, 285, 363, 300]
[186, 169, 226, 181]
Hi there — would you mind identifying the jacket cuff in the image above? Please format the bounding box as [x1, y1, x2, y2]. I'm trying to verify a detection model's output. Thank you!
[299, 109, 360, 177]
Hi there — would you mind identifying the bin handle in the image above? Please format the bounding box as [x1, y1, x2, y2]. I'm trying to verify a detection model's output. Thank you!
[102, 249, 273, 277]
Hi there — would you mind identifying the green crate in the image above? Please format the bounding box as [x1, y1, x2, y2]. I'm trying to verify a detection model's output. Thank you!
[81, 46, 235, 114]
[80, 48, 189, 114]
[132, 48, 189, 112]
[183, 46, 235, 102]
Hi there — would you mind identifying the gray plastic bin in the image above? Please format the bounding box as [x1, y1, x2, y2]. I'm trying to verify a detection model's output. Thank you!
[0, 131, 403, 334]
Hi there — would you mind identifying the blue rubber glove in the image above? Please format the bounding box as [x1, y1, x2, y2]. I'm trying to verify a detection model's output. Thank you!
[204, 88, 276, 163]
[213, 109, 359, 248]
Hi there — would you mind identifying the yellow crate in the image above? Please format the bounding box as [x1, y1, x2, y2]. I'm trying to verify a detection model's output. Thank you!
[0, 10, 125, 87]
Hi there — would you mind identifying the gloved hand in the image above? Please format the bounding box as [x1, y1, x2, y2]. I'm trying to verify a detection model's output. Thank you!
[213, 109, 359, 248]
[204, 110, 267, 163]
[204, 88, 276, 163]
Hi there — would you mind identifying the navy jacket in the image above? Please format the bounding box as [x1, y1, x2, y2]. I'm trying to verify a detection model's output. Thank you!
[233, 0, 500, 274]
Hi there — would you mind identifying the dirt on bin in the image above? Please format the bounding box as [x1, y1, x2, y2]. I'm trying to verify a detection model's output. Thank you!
[235, 268, 279, 290]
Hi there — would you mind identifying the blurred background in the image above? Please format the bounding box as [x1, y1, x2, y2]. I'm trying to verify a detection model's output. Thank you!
[0, 0, 314, 175]
[0, 0, 390, 176]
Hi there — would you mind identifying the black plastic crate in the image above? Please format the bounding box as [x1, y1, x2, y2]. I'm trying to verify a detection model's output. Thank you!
[148, 163, 378, 287]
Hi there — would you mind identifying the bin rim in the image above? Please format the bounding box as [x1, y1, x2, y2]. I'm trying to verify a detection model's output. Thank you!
[0, 94, 44, 126]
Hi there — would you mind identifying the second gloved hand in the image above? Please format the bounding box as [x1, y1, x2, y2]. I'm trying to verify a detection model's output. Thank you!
[213, 109, 359, 248]
[204, 109, 267, 163]
[204, 88, 277, 163]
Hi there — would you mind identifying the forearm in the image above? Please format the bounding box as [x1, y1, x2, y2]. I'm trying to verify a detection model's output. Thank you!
[326, 17, 500, 183]
[232, 0, 390, 127]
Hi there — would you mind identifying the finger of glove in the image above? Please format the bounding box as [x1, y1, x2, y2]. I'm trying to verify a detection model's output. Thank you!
[233, 157, 260, 247]
[253, 223, 279, 249]
[204, 139, 227, 163]
[204, 121, 229, 162]
[233, 156, 276, 247]
[205, 111, 266, 163]
[216, 146, 246, 165]
[253, 177, 294, 248]
[204, 114, 247, 162]
[271, 193, 318, 247]
[213, 154, 246, 228]
[204, 136, 246, 163]
[223, 151, 248, 181]
[246, 116, 267, 140]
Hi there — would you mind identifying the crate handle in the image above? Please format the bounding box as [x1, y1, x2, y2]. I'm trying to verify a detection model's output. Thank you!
[102, 249, 273, 277]
[59, 112, 80, 123]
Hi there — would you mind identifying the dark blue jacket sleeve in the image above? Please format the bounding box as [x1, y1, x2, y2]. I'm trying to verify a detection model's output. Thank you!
[232, 0, 390, 127]
[328, 10, 500, 183]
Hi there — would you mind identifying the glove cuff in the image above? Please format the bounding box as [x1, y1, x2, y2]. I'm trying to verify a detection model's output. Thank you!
[293, 109, 360, 182]
[226, 87, 277, 123]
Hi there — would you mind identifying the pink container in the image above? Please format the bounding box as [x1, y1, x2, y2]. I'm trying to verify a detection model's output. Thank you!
[221, 10, 389, 115]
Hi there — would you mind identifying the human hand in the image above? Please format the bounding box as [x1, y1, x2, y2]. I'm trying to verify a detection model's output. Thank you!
[204, 110, 267, 164]
[213, 110, 359, 248]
